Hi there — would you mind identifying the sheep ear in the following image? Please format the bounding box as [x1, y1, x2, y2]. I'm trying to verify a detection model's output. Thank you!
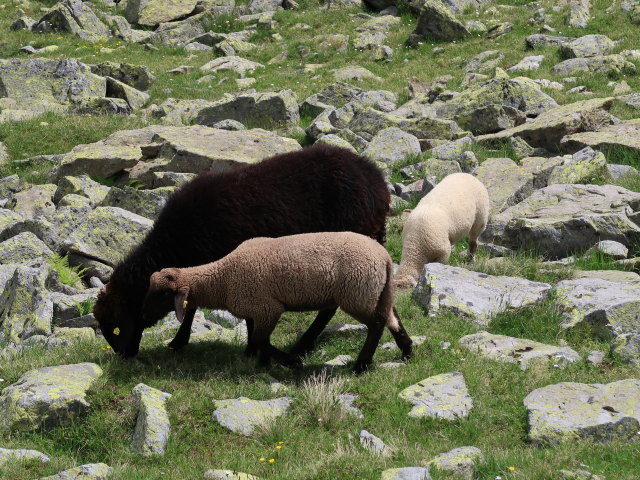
[173, 289, 189, 323]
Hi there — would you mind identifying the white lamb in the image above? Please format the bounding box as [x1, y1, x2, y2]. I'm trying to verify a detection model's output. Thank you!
[395, 173, 490, 288]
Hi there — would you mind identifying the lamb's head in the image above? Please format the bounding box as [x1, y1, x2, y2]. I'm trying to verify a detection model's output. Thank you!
[142, 268, 191, 325]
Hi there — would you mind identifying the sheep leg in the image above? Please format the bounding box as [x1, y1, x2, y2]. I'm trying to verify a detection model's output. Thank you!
[388, 307, 413, 361]
[353, 318, 385, 375]
[168, 308, 196, 350]
[289, 307, 338, 359]
[252, 315, 303, 370]
[244, 318, 258, 358]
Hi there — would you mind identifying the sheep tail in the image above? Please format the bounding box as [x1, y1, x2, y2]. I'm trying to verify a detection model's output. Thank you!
[378, 260, 400, 332]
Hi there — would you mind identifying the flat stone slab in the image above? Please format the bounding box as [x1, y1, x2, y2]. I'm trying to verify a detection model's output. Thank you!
[426, 446, 484, 480]
[459, 331, 581, 370]
[63, 206, 153, 267]
[37, 463, 113, 480]
[524, 379, 640, 444]
[413, 263, 551, 327]
[476, 157, 534, 214]
[200, 56, 264, 75]
[360, 429, 387, 454]
[0, 363, 103, 432]
[398, 372, 472, 420]
[560, 121, 640, 155]
[573, 270, 640, 287]
[483, 183, 640, 259]
[131, 383, 172, 456]
[380, 467, 431, 480]
[212, 397, 293, 436]
[0, 447, 50, 466]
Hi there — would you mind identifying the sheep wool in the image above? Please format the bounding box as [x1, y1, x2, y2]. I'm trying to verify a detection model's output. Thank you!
[395, 173, 489, 288]
[143, 232, 413, 374]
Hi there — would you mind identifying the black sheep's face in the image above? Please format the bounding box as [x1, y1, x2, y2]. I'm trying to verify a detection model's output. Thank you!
[142, 269, 189, 325]
[94, 283, 143, 358]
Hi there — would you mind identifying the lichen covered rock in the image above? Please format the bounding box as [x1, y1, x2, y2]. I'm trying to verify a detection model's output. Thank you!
[212, 397, 293, 435]
[34, 0, 110, 42]
[524, 379, 640, 444]
[363, 128, 421, 164]
[37, 463, 112, 480]
[426, 446, 484, 480]
[398, 372, 473, 420]
[126, 0, 199, 27]
[131, 383, 172, 456]
[547, 147, 607, 185]
[459, 331, 581, 370]
[409, 0, 470, 43]
[413, 263, 551, 327]
[0, 447, 50, 467]
[0, 363, 103, 432]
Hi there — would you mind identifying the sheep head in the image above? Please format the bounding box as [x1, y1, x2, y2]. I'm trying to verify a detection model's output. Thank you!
[143, 268, 191, 324]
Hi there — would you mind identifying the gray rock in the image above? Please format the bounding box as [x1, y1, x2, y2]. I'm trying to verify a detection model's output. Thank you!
[54, 176, 110, 205]
[0, 232, 54, 264]
[380, 467, 431, 480]
[333, 66, 383, 83]
[426, 446, 484, 480]
[360, 429, 386, 454]
[70, 96, 131, 116]
[559, 469, 605, 480]
[459, 331, 581, 370]
[465, 50, 504, 73]
[212, 397, 293, 435]
[561, 35, 614, 58]
[482, 184, 640, 259]
[0, 142, 8, 163]
[105, 77, 149, 110]
[194, 90, 299, 128]
[90, 62, 155, 91]
[131, 383, 172, 456]
[548, 147, 607, 185]
[338, 393, 364, 418]
[200, 56, 265, 76]
[586, 350, 605, 365]
[0, 58, 106, 114]
[477, 97, 614, 152]
[63, 207, 153, 267]
[566, 0, 591, 28]
[556, 278, 640, 363]
[9, 184, 57, 219]
[507, 55, 545, 73]
[315, 134, 357, 153]
[125, 0, 198, 27]
[552, 55, 636, 77]
[99, 186, 172, 220]
[148, 172, 197, 188]
[413, 263, 551, 327]
[203, 471, 260, 480]
[574, 270, 640, 287]
[10, 16, 37, 31]
[524, 379, 640, 444]
[560, 121, 640, 156]
[591, 240, 628, 259]
[485, 22, 512, 40]
[525, 34, 573, 48]
[363, 128, 421, 164]
[51, 142, 142, 181]
[34, 0, 110, 42]
[301, 82, 397, 116]
[607, 164, 638, 179]
[408, 0, 470, 44]
[0, 447, 50, 467]
[0, 363, 103, 432]
[0, 264, 52, 344]
[398, 372, 472, 420]
[37, 463, 113, 480]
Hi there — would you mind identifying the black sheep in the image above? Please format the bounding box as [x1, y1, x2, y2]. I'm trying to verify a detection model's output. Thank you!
[94, 144, 391, 358]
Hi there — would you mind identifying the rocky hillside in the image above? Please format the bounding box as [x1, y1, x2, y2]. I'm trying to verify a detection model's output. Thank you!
[0, 0, 640, 479]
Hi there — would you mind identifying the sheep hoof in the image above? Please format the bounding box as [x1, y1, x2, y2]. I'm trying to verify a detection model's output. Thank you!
[352, 362, 372, 375]
[167, 339, 187, 351]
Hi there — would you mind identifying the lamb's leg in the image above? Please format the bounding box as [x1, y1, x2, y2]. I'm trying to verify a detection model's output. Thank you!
[289, 307, 338, 359]
[252, 314, 303, 370]
[244, 318, 258, 357]
[468, 220, 486, 261]
[168, 308, 196, 350]
[388, 307, 413, 361]
[353, 318, 385, 375]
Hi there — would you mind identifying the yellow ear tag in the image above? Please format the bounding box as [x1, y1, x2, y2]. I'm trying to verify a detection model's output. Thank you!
[113, 327, 120, 336]
[182, 300, 188, 309]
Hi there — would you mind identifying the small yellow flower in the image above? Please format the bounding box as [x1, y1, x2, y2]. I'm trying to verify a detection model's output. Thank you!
[106, 345, 111, 349]
[276, 446, 282, 449]
[508, 466, 515, 471]
[277, 441, 284, 445]
[268, 459, 275, 463]
[259, 458, 265, 462]
[454, 349, 461, 354]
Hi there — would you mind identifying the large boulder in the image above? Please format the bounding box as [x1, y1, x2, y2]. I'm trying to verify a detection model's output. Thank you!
[362, 128, 421, 164]
[408, 0, 470, 44]
[0, 363, 103, 432]
[34, 0, 110, 42]
[413, 263, 551, 327]
[63, 207, 153, 266]
[561, 35, 615, 58]
[477, 97, 614, 151]
[51, 143, 143, 181]
[476, 157, 534, 214]
[524, 379, 640, 444]
[194, 90, 300, 128]
[126, 0, 199, 27]
[99, 186, 172, 220]
[0, 232, 54, 264]
[483, 183, 640, 258]
[459, 331, 581, 370]
[0, 58, 106, 113]
[566, 0, 591, 28]
[560, 121, 640, 155]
